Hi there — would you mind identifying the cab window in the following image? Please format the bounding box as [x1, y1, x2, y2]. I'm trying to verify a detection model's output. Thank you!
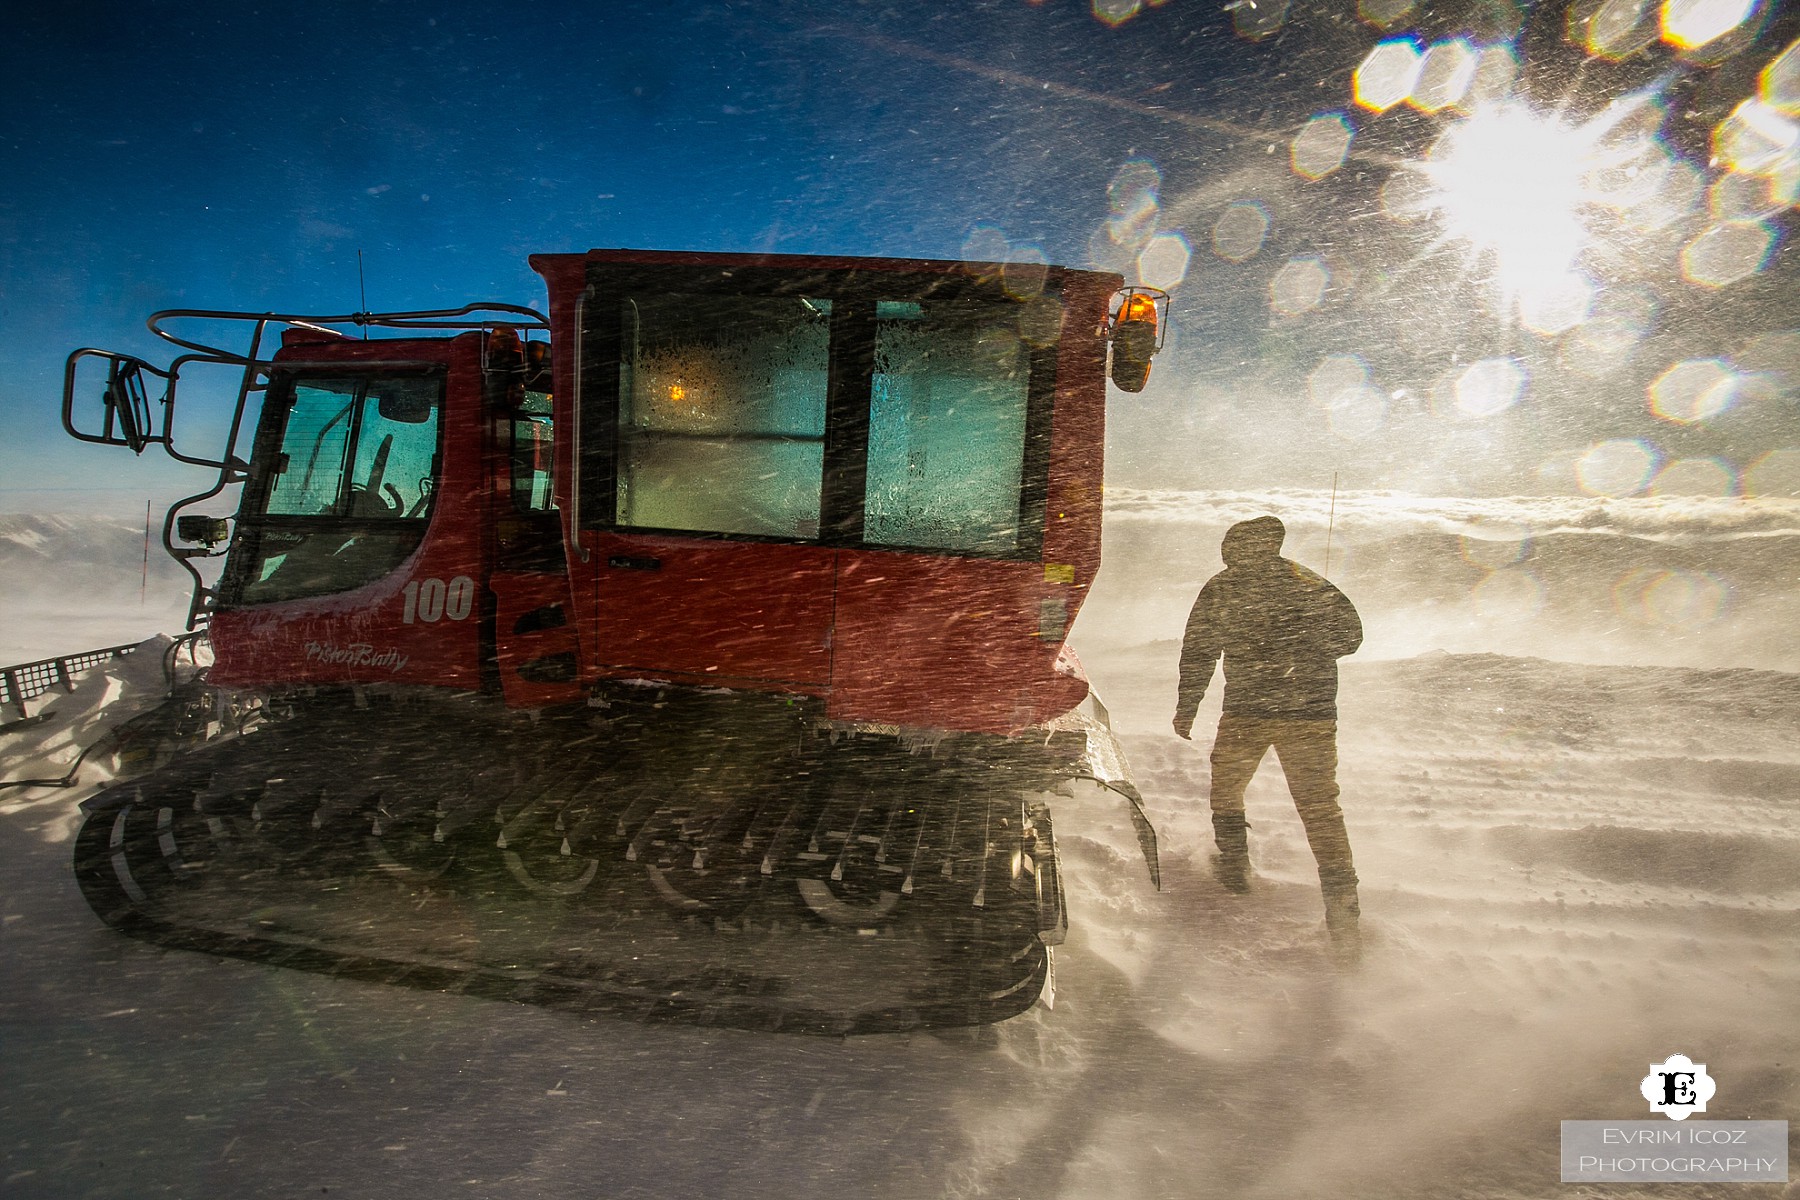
[229, 373, 443, 606]
[616, 293, 828, 539]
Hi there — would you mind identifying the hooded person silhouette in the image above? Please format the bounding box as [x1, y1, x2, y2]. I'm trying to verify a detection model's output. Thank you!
[1172, 515, 1364, 955]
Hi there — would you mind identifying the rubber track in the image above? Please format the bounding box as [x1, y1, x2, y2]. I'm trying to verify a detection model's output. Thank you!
[70, 719, 1056, 1034]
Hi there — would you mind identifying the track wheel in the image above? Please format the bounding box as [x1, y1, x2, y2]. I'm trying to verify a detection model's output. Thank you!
[73, 801, 149, 927]
[365, 800, 456, 879]
[133, 790, 218, 885]
[795, 788, 914, 928]
[644, 851, 757, 918]
[795, 850, 904, 927]
[501, 810, 600, 897]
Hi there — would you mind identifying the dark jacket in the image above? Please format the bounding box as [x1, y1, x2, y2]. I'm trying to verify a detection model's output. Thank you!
[1175, 517, 1362, 725]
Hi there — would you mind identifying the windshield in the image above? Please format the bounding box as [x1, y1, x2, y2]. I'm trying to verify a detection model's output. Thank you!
[262, 376, 441, 520]
[225, 372, 443, 605]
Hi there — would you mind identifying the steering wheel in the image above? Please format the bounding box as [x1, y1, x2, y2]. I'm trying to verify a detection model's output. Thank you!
[347, 484, 403, 518]
[347, 436, 403, 518]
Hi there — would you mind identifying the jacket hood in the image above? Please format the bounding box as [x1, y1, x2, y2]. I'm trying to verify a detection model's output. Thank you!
[1220, 515, 1286, 566]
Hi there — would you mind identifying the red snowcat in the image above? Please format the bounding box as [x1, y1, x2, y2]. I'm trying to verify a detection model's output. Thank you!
[62, 249, 1164, 1033]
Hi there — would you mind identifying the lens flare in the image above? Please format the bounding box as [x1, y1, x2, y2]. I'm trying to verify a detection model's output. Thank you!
[1455, 357, 1528, 416]
[1137, 232, 1192, 290]
[1577, 438, 1657, 496]
[1571, 0, 1660, 60]
[1466, 45, 1520, 110]
[1211, 201, 1270, 262]
[1410, 39, 1478, 112]
[1292, 113, 1355, 180]
[1762, 37, 1800, 115]
[1233, 0, 1292, 41]
[1743, 447, 1800, 496]
[1649, 456, 1738, 495]
[961, 223, 1011, 266]
[1649, 358, 1739, 422]
[1460, 526, 1532, 570]
[1358, 0, 1414, 28]
[1615, 567, 1729, 629]
[1355, 39, 1424, 112]
[1713, 98, 1798, 172]
[1271, 257, 1329, 315]
[1660, 0, 1760, 51]
[1002, 244, 1050, 300]
[1092, 0, 1142, 27]
[1709, 171, 1772, 219]
[1107, 159, 1164, 251]
[1623, 155, 1703, 231]
[1518, 272, 1595, 335]
[1682, 218, 1777, 285]
[1308, 353, 1369, 407]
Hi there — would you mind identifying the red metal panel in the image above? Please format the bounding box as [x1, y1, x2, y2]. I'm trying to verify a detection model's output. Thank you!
[1042, 268, 1115, 593]
[826, 550, 1086, 734]
[585, 533, 835, 688]
[491, 571, 582, 708]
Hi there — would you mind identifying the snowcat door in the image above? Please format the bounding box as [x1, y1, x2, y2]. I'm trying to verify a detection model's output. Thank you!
[207, 337, 489, 693]
[489, 342, 587, 707]
[572, 277, 840, 691]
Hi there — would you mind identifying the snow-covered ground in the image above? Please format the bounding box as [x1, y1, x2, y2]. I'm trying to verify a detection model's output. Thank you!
[0, 515, 195, 666]
[2, 496, 1796, 1199]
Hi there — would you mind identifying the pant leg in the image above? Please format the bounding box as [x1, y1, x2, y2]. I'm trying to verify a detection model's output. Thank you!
[1207, 715, 1273, 816]
[1270, 720, 1357, 891]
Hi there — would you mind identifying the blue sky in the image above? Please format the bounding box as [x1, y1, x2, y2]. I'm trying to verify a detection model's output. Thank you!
[2, 0, 1795, 514]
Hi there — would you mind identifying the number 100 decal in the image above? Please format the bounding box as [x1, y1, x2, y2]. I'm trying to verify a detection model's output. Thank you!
[402, 576, 476, 624]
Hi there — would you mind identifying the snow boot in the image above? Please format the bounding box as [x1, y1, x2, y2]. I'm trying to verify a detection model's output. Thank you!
[1211, 811, 1251, 894]
[1321, 881, 1362, 965]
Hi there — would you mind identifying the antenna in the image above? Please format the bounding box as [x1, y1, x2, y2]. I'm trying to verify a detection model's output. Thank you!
[1324, 471, 1339, 578]
[357, 249, 369, 339]
[140, 499, 151, 606]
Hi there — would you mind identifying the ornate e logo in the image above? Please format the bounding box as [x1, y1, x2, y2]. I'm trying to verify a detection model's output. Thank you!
[1640, 1054, 1716, 1120]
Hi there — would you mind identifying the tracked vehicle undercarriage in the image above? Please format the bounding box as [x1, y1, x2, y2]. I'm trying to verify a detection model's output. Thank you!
[75, 684, 1151, 1032]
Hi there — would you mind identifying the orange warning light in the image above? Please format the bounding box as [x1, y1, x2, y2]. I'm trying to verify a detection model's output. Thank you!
[1119, 292, 1159, 328]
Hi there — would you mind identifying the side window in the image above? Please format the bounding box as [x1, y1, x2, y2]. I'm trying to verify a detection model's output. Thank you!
[353, 378, 441, 519]
[265, 382, 355, 515]
[617, 294, 828, 538]
[864, 301, 1031, 554]
[510, 389, 556, 513]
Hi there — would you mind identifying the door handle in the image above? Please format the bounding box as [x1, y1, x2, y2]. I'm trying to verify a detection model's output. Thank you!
[607, 555, 661, 571]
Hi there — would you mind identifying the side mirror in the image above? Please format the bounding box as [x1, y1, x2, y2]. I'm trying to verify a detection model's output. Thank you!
[376, 389, 435, 424]
[105, 359, 158, 453]
[176, 515, 231, 547]
[1107, 287, 1168, 394]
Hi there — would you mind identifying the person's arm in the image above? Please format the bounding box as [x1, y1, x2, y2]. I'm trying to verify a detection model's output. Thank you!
[1318, 579, 1363, 659]
[1173, 580, 1224, 738]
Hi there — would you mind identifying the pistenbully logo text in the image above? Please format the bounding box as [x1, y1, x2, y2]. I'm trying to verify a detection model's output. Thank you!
[1640, 1054, 1716, 1120]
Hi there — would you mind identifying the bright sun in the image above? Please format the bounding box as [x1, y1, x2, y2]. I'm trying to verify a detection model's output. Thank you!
[1419, 103, 1594, 303]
